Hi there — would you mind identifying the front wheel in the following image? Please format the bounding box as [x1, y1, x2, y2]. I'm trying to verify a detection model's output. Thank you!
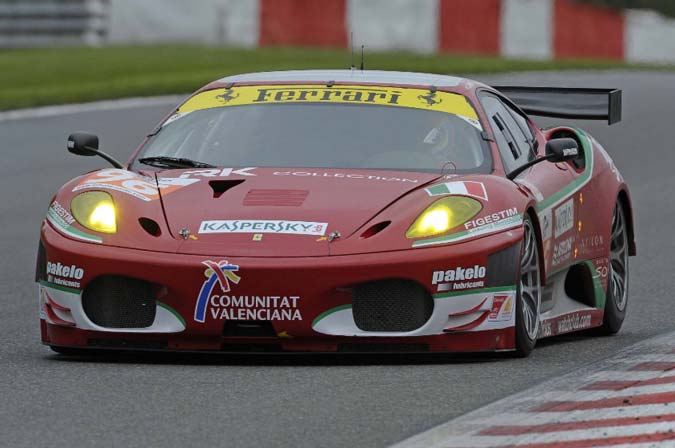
[600, 200, 629, 334]
[514, 215, 542, 357]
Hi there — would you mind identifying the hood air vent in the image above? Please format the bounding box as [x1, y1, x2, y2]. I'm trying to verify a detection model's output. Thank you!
[209, 179, 245, 198]
[243, 189, 309, 207]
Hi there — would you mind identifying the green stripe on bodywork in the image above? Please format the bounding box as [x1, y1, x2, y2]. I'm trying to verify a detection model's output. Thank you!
[47, 207, 102, 243]
[433, 285, 516, 299]
[536, 129, 593, 212]
[412, 214, 523, 248]
[156, 301, 186, 327]
[39, 280, 80, 295]
[312, 304, 352, 327]
[584, 260, 607, 310]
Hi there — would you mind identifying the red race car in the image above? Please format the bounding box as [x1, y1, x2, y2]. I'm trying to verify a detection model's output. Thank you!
[37, 70, 635, 356]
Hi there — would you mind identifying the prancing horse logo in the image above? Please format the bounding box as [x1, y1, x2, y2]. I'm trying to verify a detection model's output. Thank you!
[217, 90, 239, 103]
[418, 91, 442, 107]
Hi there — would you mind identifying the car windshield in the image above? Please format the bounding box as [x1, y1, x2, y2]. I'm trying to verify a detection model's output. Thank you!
[134, 85, 492, 173]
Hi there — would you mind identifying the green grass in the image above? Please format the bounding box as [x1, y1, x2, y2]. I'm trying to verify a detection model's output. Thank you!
[0, 45, 666, 111]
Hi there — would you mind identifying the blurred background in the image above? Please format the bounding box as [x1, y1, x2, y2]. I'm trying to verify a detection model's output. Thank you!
[1, 0, 675, 111]
[3, 2, 675, 448]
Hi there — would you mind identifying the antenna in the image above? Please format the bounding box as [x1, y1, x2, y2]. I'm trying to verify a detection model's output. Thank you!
[360, 45, 365, 71]
[350, 32, 355, 70]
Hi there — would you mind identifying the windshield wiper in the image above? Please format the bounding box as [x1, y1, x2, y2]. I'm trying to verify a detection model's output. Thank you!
[138, 156, 214, 169]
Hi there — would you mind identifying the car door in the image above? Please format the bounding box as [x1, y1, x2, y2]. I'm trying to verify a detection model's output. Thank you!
[479, 92, 579, 277]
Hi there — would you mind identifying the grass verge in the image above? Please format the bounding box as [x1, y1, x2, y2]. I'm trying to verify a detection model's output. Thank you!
[0, 45, 668, 111]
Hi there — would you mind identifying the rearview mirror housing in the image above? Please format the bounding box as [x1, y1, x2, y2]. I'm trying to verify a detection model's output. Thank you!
[545, 138, 579, 163]
[67, 132, 99, 156]
[66, 132, 124, 168]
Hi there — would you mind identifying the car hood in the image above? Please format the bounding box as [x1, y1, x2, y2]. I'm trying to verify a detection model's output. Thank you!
[156, 167, 441, 256]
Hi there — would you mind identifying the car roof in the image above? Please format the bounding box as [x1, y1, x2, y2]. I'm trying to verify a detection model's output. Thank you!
[216, 70, 478, 89]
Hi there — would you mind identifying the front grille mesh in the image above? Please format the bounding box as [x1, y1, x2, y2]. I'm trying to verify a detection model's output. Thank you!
[82, 276, 156, 328]
[352, 279, 433, 332]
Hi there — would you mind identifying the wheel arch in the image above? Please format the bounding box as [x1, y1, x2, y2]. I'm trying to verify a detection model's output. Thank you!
[617, 188, 636, 256]
[524, 206, 547, 286]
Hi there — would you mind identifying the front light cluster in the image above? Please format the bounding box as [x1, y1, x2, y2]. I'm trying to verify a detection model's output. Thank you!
[71, 191, 117, 234]
[406, 196, 482, 239]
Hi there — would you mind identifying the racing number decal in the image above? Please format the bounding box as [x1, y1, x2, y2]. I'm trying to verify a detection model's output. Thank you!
[73, 169, 161, 201]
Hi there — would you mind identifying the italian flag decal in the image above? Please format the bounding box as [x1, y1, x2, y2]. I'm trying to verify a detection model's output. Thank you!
[426, 181, 488, 201]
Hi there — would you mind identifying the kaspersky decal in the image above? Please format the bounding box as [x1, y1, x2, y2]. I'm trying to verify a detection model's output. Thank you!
[46, 201, 102, 243]
[199, 220, 327, 236]
[194, 260, 302, 323]
[177, 85, 481, 126]
[426, 181, 488, 201]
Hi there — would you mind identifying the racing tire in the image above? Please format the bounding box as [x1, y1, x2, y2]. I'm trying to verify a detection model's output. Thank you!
[600, 200, 629, 334]
[514, 215, 542, 357]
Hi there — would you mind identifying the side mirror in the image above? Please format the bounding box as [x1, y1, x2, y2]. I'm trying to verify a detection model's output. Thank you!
[545, 138, 579, 163]
[67, 132, 99, 156]
[66, 132, 124, 168]
[507, 137, 581, 180]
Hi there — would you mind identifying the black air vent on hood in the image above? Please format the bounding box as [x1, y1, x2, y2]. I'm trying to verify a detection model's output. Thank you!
[209, 179, 245, 198]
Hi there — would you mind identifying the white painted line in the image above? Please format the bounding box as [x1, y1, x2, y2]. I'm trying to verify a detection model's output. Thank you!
[434, 422, 673, 448]
[478, 403, 675, 425]
[510, 381, 675, 401]
[583, 370, 665, 381]
[436, 422, 675, 448]
[391, 330, 675, 448]
[0, 95, 186, 123]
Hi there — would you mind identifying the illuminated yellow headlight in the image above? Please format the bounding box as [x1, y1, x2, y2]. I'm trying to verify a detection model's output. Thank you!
[406, 196, 482, 239]
[71, 191, 117, 234]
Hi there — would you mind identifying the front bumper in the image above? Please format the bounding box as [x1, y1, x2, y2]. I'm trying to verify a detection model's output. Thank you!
[38, 221, 523, 353]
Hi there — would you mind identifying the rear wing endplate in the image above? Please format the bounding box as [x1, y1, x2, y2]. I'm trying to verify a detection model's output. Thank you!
[493, 86, 622, 125]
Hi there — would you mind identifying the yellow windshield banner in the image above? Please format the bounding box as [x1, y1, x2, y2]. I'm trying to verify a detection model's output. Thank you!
[178, 84, 479, 121]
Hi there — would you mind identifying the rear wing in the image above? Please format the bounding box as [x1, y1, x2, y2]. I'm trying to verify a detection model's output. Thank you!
[493, 86, 622, 125]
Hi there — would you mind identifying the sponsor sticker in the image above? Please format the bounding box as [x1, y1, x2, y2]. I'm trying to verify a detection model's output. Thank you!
[199, 220, 327, 236]
[46, 201, 102, 243]
[554, 198, 574, 238]
[578, 235, 604, 256]
[177, 85, 481, 124]
[540, 208, 552, 241]
[46, 261, 84, 289]
[177, 167, 257, 178]
[273, 171, 419, 183]
[488, 294, 514, 322]
[193, 260, 302, 323]
[432, 265, 486, 292]
[538, 320, 553, 338]
[552, 237, 574, 266]
[426, 181, 488, 201]
[465, 208, 518, 231]
[557, 312, 592, 333]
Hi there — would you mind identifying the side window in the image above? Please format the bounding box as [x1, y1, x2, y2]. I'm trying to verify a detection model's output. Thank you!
[480, 94, 533, 174]
[504, 102, 534, 143]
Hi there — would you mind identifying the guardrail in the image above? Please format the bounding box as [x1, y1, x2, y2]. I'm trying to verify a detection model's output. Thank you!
[0, 0, 109, 47]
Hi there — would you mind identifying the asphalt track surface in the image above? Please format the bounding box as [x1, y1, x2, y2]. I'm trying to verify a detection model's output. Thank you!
[0, 71, 671, 448]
